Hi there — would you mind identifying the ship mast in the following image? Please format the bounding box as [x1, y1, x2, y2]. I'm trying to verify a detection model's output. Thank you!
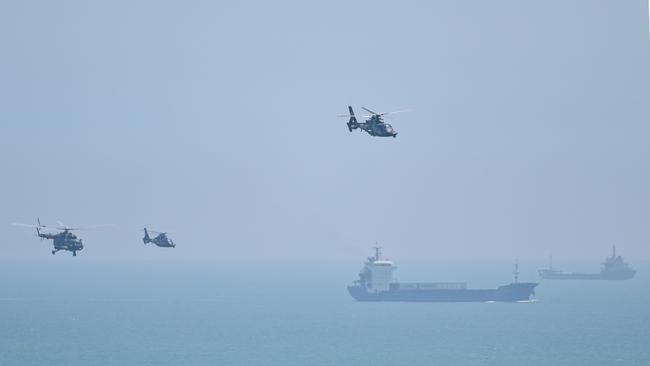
[373, 245, 382, 261]
[514, 262, 519, 283]
[612, 244, 616, 258]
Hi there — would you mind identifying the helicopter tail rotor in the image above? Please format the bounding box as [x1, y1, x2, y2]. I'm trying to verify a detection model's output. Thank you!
[338, 106, 359, 132]
[11, 218, 47, 240]
[12, 219, 47, 230]
[11, 219, 48, 239]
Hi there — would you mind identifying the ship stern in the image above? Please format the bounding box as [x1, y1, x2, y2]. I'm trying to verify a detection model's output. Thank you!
[347, 285, 374, 301]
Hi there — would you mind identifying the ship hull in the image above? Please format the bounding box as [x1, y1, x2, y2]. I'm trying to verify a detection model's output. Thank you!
[347, 283, 537, 302]
[539, 270, 635, 280]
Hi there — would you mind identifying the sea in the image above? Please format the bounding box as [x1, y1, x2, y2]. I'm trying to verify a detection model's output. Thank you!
[1, 259, 648, 365]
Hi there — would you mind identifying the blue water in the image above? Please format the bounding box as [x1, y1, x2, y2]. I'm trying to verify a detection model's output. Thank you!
[1, 260, 648, 365]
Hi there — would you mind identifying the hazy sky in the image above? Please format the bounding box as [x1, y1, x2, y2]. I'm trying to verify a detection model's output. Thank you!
[1, 0, 648, 260]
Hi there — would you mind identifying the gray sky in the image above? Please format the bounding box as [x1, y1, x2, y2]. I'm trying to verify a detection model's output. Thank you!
[1, 0, 648, 260]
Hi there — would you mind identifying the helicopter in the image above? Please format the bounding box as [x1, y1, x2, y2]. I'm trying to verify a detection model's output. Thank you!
[339, 106, 409, 138]
[143, 228, 175, 248]
[12, 219, 107, 256]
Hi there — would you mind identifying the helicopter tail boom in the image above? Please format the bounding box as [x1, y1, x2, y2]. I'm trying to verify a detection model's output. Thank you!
[347, 106, 359, 132]
[143, 228, 151, 244]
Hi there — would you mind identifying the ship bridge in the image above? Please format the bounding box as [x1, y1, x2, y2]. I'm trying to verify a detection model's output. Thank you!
[368, 259, 395, 292]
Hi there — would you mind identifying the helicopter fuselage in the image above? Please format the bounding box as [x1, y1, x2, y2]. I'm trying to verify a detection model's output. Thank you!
[366, 117, 397, 137]
[39, 230, 83, 256]
[151, 234, 175, 248]
[357, 117, 397, 137]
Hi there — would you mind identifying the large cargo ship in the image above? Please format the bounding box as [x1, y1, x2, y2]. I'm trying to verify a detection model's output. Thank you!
[347, 248, 538, 302]
[538, 246, 636, 280]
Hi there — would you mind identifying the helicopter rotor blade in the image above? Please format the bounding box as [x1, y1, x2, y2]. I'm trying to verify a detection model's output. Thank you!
[362, 107, 378, 115]
[11, 223, 47, 229]
[54, 224, 114, 231]
[149, 230, 171, 235]
[379, 109, 411, 116]
[339, 114, 373, 119]
[56, 220, 70, 230]
[79, 224, 114, 230]
[355, 107, 411, 117]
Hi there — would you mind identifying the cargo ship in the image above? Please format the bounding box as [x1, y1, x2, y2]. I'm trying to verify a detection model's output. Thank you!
[538, 246, 636, 280]
[347, 248, 538, 302]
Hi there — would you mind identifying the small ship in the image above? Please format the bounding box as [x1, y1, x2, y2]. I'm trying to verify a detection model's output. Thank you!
[347, 248, 538, 302]
[538, 245, 636, 280]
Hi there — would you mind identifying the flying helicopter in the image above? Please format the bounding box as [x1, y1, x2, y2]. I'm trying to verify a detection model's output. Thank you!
[339, 106, 409, 138]
[143, 228, 175, 248]
[12, 219, 108, 256]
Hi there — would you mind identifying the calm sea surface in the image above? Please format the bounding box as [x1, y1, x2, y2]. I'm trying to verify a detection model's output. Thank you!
[1, 259, 648, 365]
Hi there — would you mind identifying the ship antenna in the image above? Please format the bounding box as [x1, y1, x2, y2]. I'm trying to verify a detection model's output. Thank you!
[612, 244, 616, 258]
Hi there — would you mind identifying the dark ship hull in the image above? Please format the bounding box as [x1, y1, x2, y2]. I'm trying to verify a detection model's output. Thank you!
[348, 282, 538, 302]
[538, 269, 635, 280]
